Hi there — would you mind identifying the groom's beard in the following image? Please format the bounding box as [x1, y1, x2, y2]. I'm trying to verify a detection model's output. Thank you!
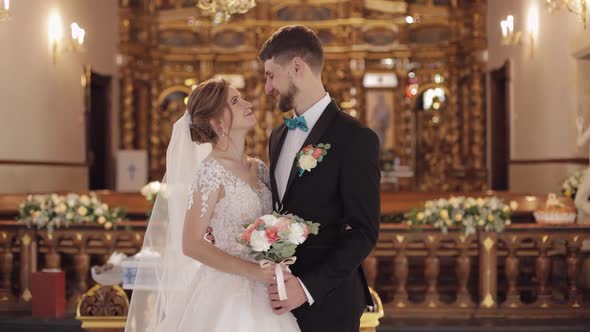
[278, 82, 298, 113]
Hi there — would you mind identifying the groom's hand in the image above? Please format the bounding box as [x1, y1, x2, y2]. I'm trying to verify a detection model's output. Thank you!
[268, 272, 306, 315]
[204, 226, 215, 245]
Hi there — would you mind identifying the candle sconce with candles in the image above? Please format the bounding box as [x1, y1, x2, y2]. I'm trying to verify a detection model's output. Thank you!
[0, 0, 10, 22]
[48, 11, 86, 65]
[500, 15, 522, 46]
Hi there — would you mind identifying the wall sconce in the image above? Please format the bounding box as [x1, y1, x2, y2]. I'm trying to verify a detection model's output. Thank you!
[0, 0, 10, 22]
[48, 11, 86, 65]
[500, 15, 522, 45]
[545, 0, 587, 30]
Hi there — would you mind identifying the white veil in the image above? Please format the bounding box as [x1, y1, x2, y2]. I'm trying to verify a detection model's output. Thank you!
[125, 110, 212, 331]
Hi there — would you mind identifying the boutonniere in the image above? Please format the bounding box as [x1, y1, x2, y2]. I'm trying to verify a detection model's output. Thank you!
[297, 143, 331, 177]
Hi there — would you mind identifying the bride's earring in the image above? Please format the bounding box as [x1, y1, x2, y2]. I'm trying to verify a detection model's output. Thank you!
[220, 122, 228, 137]
[215, 122, 229, 151]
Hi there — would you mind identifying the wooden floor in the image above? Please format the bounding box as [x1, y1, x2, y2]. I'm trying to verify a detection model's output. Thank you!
[1, 316, 589, 332]
[0, 317, 84, 332]
[377, 318, 590, 332]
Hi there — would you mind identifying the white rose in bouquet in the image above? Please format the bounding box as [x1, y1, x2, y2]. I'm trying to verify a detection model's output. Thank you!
[259, 214, 279, 226]
[250, 230, 272, 252]
[288, 223, 307, 245]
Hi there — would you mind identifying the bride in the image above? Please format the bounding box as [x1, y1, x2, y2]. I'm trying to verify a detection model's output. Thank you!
[125, 78, 300, 331]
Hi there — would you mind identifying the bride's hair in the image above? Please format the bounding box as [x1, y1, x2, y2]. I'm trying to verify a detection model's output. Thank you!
[186, 78, 232, 144]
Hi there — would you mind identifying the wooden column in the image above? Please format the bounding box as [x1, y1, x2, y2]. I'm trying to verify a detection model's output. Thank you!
[502, 236, 521, 308]
[0, 232, 15, 302]
[455, 235, 474, 308]
[424, 235, 440, 308]
[535, 235, 552, 308]
[102, 233, 117, 264]
[363, 254, 378, 289]
[18, 230, 34, 303]
[478, 233, 497, 312]
[566, 236, 582, 308]
[392, 235, 409, 308]
[70, 233, 90, 310]
[43, 232, 61, 269]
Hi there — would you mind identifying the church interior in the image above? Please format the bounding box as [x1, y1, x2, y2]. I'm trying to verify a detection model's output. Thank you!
[1, 0, 590, 331]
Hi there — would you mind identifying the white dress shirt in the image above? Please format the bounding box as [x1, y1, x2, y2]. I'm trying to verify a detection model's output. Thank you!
[274, 93, 331, 306]
[275, 93, 331, 201]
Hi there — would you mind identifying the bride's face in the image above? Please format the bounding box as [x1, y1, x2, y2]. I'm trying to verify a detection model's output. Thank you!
[222, 86, 256, 133]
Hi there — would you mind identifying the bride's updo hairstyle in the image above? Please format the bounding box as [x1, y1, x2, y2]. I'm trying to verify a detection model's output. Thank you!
[186, 78, 231, 144]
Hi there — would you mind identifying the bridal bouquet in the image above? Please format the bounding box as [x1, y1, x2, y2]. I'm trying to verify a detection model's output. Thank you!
[238, 213, 319, 299]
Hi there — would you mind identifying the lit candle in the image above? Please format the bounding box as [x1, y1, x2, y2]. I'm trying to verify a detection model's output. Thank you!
[49, 12, 63, 42]
[506, 15, 514, 34]
[500, 20, 508, 38]
[71, 23, 85, 45]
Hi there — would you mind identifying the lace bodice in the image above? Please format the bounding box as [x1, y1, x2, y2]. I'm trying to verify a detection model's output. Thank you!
[187, 158, 272, 261]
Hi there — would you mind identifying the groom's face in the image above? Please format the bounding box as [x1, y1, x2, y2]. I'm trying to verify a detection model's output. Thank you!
[264, 58, 298, 112]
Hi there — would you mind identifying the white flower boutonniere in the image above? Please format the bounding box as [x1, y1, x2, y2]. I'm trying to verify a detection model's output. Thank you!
[296, 143, 331, 177]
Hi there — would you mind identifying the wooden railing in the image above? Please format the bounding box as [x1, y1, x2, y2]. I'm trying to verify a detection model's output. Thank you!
[364, 224, 590, 319]
[0, 221, 145, 312]
[1, 191, 589, 320]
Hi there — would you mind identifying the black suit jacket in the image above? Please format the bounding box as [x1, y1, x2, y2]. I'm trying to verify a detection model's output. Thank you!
[269, 100, 381, 331]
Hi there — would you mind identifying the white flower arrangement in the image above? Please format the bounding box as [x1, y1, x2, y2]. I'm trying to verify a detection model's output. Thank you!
[561, 171, 584, 199]
[405, 196, 517, 236]
[140, 181, 166, 203]
[19, 193, 127, 232]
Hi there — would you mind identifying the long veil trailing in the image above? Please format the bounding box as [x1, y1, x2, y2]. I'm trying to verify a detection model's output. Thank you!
[125, 111, 212, 332]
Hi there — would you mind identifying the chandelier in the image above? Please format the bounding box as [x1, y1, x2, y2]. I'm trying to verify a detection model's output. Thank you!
[197, 0, 256, 24]
[545, 0, 587, 29]
[0, 0, 10, 22]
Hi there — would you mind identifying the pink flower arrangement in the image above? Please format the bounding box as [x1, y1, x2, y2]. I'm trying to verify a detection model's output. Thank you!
[238, 213, 319, 262]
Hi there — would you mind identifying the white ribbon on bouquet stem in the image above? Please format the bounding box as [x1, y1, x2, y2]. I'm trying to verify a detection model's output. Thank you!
[259, 257, 297, 300]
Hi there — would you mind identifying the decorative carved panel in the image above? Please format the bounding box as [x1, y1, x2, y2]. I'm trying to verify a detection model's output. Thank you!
[119, 0, 488, 191]
[409, 26, 451, 44]
[276, 6, 333, 21]
[159, 30, 202, 47]
[363, 27, 398, 46]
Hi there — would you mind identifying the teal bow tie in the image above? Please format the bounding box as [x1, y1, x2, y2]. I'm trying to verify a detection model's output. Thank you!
[283, 116, 309, 132]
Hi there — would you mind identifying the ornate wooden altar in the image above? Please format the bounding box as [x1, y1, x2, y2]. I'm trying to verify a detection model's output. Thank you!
[118, 0, 487, 191]
[1, 191, 590, 321]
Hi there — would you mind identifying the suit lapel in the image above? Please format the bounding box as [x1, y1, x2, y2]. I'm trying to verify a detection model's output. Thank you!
[282, 100, 339, 204]
[270, 124, 288, 206]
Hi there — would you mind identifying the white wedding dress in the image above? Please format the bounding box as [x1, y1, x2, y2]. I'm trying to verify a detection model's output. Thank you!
[155, 157, 300, 332]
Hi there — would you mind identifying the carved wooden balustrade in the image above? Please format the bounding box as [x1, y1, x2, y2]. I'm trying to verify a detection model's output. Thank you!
[2, 191, 590, 321]
[365, 224, 590, 320]
[0, 221, 146, 312]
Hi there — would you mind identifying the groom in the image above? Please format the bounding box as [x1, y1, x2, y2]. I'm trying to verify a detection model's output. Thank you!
[260, 25, 381, 332]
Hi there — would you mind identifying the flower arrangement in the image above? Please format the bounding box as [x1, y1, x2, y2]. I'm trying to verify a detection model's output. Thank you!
[141, 181, 167, 217]
[140, 181, 166, 203]
[561, 171, 584, 199]
[19, 193, 127, 232]
[238, 212, 319, 300]
[405, 196, 518, 236]
[238, 213, 319, 262]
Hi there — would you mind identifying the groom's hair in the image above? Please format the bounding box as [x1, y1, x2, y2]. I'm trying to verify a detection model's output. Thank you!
[258, 25, 324, 74]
